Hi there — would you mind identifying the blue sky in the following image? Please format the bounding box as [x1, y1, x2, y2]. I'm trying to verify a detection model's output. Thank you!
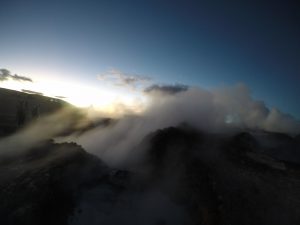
[0, 0, 299, 117]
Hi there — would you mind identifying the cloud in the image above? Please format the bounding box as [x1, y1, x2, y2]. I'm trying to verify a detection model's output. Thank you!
[0, 69, 10, 81]
[144, 84, 189, 95]
[22, 89, 44, 95]
[11, 74, 33, 82]
[98, 68, 151, 90]
[55, 96, 67, 99]
[0, 68, 33, 82]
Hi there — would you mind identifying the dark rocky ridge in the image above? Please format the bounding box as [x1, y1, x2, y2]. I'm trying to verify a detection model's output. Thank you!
[0, 87, 114, 139]
[139, 126, 300, 225]
[0, 87, 68, 136]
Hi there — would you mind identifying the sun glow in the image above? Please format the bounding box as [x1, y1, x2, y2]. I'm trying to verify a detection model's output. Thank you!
[0, 77, 147, 115]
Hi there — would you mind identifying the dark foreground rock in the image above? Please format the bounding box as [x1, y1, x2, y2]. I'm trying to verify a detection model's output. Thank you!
[0, 141, 128, 225]
[140, 126, 300, 225]
[0, 126, 300, 225]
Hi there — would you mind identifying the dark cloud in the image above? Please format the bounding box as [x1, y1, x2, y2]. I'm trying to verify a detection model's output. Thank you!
[0, 69, 10, 81]
[22, 89, 43, 95]
[144, 84, 189, 95]
[98, 69, 151, 89]
[11, 74, 33, 82]
[55, 96, 67, 99]
[0, 69, 33, 82]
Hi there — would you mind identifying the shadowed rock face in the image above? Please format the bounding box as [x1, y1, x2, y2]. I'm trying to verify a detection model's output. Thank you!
[249, 131, 300, 164]
[0, 88, 67, 136]
[296, 134, 300, 142]
[0, 126, 300, 225]
[141, 127, 300, 225]
[0, 140, 188, 225]
[0, 141, 114, 225]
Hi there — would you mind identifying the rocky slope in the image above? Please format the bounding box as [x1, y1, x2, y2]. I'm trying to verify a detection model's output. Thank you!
[141, 127, 300, 225]
[0, 125, 300, 225]
[0, 141, 119, 225]
[0, 87, 68, 136]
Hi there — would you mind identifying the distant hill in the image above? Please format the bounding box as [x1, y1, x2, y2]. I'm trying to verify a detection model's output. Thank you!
[0, 87, 69, 136]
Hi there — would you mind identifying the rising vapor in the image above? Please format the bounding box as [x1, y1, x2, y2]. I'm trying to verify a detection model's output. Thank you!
[1, 82, 299, 166]
[0, 107, 89, 158]
[71, 83, 300, 166]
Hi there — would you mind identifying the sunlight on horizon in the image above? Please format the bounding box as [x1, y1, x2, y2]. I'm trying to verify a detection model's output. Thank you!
[0, 77, 147, 115]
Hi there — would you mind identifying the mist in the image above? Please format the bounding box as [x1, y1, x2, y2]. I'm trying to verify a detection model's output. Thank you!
[0, 83, 299, 225]
[68, 83, 300, 167]
[0, 107, 89, 158]
[0, 83, 299, 165]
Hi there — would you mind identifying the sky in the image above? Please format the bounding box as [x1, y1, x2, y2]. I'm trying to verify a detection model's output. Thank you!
[0, 0, 299, 118]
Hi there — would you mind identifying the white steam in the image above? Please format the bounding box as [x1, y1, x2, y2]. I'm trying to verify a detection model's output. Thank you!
[0, 83, 299, 165]
[72, 84, 300, 166]
[0, 107, 89, 157]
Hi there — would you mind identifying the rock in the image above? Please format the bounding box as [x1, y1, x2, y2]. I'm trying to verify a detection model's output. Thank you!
[0, 142, 120, 225]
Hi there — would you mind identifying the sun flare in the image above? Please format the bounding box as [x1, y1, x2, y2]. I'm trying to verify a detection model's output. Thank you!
[0, 78, 146, 115]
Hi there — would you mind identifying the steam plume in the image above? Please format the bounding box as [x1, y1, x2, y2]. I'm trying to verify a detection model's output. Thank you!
[73, 84, 300, 166]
